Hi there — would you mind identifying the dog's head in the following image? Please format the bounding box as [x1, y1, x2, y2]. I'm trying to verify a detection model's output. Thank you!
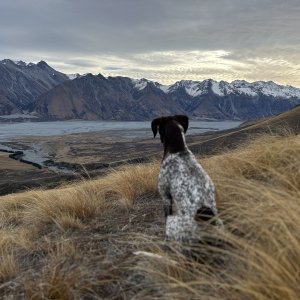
[151, 115, 189, 143]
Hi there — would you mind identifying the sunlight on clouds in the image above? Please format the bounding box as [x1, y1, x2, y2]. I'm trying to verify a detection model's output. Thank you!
[240, 53, 300, 86]
[99, 50, 247, 83]
[45, 49, 300, 87]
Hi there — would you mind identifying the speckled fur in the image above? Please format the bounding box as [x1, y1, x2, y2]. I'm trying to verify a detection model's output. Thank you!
[158, 128, 223, 242]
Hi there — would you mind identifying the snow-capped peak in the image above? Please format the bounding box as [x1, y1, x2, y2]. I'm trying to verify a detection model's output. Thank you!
[211, 80, 226, 96]
[0, 59, 33, 66]
[230, 80, 258, 96]
[67, 73, 81, 80]
[230, 80, 300, 98]
[163, 80, 206, 97]
[183, 81, 206, 97]
[0, 59, 46, 69]
[155, 79, 300, 99]
[250, 81, 300, 98]
[131, 78, 149, 91]
[13, 60, 27, 66]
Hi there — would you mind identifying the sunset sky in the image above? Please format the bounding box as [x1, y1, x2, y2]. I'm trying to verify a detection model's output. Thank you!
[1, 0, 300, 86]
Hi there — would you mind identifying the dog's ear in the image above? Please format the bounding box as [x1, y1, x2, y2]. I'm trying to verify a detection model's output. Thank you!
[175, 115, 189, 133]
[151, 117, 161, 138]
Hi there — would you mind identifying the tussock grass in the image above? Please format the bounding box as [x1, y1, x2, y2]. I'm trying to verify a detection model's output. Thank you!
[102, 162, 160, 207]
[132, 133, 300, 300]
[0, 131, 299, 299]
[0, 162, 159, 231]
[0, 251, 18, 282]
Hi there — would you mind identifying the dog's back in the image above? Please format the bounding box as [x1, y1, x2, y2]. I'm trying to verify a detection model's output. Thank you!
[159, 150, 217, 217]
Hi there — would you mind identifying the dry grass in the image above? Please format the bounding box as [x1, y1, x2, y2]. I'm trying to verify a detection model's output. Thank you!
[133, 133, 300, 300]
[0, 161, 159, 230]
[103, 162, 160, 207]
[0, 131, 299, 299]
[0, 152, 35, 171]
[0, 252, 18, 282]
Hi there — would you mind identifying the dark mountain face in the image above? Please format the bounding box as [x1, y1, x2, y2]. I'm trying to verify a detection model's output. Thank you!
[185, 93, 298, 120]
[0, 59, 69, 115]
[33, 75, 185, 120]
[0, 95, 21, 115]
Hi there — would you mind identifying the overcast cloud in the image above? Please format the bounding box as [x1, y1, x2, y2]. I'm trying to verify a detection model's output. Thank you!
[1, 0, 300, 86]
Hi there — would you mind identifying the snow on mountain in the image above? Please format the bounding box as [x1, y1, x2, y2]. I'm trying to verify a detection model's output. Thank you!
[252, 81, 300, 98]
[0, 59, 38, 68]
[219, 81, 235, 96]
[230, 80, 300, 98]
[69, 72, 300, 100]
[13, 60, 32, 67]
[155, 78, 300, 99]
[131, 78, 149, 90]
[231, 80, 259, 97]
[67, 73, 81, 80]
[156, 83, 170, 93]
[162, 80, 208, 97]
[183, 81, 206, 97]
[159, 79, 227, 97]
[211, 80, 225, 96]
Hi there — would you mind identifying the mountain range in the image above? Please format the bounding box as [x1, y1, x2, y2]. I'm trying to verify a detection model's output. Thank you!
[1, 59, 300, 121]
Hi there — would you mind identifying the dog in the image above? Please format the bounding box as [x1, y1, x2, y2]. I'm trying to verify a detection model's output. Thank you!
[152, 115, 223, 242]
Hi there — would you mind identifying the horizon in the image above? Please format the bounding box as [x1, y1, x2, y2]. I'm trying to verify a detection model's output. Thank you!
[1, 1, 300, 87]
[2, 58, 300, 89]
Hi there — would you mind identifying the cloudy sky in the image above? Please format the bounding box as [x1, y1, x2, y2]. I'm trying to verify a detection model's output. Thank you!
[1, 0, 300, 86]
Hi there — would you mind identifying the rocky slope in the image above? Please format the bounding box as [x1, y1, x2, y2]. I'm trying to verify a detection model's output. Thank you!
[33, 74, 184, 120]
[0, 59, 68, 115]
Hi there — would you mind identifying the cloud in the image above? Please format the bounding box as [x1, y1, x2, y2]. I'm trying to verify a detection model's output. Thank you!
[103, 66, 123, 71]
[0, 0, 300, 86]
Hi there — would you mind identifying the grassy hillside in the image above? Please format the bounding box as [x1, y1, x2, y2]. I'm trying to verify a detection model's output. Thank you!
[0, 131, 299, 299]
[189, 104, 300, 156]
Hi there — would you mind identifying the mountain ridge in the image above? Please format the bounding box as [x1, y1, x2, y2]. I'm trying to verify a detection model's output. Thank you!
[1, 59, 300, 120]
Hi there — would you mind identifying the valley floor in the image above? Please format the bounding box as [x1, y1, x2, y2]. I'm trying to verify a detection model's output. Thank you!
[0, 152, 35, 171]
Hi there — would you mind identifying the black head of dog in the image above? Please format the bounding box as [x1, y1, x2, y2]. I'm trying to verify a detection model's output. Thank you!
[151, 115, 189, 141]
[151, 115, 189, 156]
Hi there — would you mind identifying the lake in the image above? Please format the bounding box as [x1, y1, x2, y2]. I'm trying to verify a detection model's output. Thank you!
[0, 120, 242, 141]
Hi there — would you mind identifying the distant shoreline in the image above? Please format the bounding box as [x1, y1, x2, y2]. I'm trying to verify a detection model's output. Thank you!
[0, 120, 242, 140]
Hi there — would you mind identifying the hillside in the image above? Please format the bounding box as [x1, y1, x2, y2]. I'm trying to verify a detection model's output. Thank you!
[188, 102, 300, 155]
[32, 74, 184, 120]
[0, 59, 68, 115]
[0, 131, 299, 299]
